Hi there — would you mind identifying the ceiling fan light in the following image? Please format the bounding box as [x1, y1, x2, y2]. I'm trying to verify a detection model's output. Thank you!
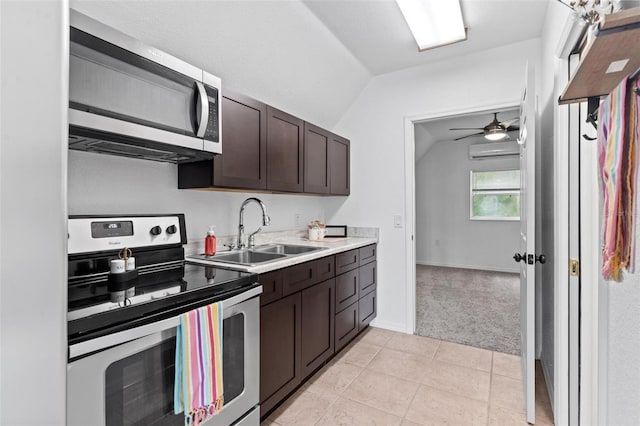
[395, 0, 466, 51]
[485, 131, 507, 141]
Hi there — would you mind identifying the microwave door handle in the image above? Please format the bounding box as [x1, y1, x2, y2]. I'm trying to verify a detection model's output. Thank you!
[195, 81, 209, 138]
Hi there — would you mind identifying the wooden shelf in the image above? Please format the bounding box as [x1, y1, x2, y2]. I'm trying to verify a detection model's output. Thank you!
[559, 8, 640, 105]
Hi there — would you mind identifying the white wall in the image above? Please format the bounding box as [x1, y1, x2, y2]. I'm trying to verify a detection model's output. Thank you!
[327, 38, 542, 332]
[68, 151, 327, 241]
[605, 275, 640, 424]
[0, 1, 68, 424]
[70, 0, 371, 131]
[538, 0, 572, 403]
[415, 140, 520, 273]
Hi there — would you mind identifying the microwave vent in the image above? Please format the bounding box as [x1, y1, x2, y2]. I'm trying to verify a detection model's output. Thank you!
[68, 127, 213, 164]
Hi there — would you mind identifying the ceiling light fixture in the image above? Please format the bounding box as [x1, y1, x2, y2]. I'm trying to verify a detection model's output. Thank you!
[395, 0, 467, 51]
[484, 129, 508, 141]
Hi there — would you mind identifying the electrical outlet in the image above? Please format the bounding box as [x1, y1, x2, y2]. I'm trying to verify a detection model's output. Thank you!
[295, 213, 302, 226]
[393, 214, 402, 228]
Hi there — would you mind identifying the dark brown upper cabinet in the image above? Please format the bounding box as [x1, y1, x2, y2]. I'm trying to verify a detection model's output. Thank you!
[213, 89, 267, 189]
[177, 89, 267, 190]
[266, 106, 304, 192]
[303, 123, 330, 194]
[178, 90, 350, 196]
[329, 134, 350, 195]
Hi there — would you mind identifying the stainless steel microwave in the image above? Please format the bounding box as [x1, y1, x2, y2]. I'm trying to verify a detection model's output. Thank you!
[68, 10, 222, 163]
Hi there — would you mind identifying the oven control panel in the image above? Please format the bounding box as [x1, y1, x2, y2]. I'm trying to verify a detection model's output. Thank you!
[68, 215, 186, 254]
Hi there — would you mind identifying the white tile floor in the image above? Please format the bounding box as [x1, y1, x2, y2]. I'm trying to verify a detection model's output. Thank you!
[263, 327, 554, 426]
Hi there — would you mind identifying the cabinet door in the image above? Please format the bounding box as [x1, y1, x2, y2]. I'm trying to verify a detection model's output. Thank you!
[260, 293, 302, 416]
[303, 123, 330, 194]
[329, 134, 350, 195]
[213, 90, 267, 189]
[335, 302, 359, 352]
[177, 90, 267, 190]
[301, 279, 335, 378]
[267, 106, 304, 192]
[358, 290, 376, 331]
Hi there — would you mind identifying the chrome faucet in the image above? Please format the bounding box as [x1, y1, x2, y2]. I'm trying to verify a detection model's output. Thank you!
[237, 197, 271, 249]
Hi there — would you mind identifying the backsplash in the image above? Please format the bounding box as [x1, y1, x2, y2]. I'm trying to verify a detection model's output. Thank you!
[67, 150, 327, 240]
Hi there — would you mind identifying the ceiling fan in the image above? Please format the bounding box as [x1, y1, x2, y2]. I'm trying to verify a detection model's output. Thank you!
[449, 112, 519, 141]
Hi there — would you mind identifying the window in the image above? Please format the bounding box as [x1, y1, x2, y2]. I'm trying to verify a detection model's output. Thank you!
[470, 170, 520, 220]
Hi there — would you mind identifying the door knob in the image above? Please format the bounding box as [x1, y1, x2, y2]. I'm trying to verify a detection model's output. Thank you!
[536, 254, 547, 264]
[513, 252, 526, 263]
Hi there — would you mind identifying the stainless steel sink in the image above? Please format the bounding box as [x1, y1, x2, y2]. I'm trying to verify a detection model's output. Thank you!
[252, 243, 325, 255]
[189, 244, 327, 267]
[193, 250, 286, 266]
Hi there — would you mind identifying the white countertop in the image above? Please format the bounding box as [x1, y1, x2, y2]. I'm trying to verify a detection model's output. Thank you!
[185, 235, 378, 274]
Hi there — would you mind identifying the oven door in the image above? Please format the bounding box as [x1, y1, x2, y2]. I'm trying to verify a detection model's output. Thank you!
[67, 287, 260, 426]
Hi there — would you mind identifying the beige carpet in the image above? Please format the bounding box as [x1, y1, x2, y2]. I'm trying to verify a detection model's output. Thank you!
[415, 265, 520, 355]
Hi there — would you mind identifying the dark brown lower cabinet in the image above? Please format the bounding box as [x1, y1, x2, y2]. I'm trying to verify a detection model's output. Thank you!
[335, 268, 359, 312]
[335, 302, 359, 352]
[259, 245, 376, 419]
[359, 261, 376, 296]
[301, 279, 335, 378]
[259, 293, 301, 416]
[359, 290, 376, 331]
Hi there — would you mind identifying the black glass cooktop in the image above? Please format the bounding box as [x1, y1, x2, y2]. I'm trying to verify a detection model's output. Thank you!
[67, 262, 257, 345]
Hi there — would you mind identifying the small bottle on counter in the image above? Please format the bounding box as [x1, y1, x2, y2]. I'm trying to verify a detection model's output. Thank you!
[205, 225, 217, 256]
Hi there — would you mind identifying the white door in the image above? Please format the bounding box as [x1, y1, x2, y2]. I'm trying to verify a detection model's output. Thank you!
[517, 62, 536, 424]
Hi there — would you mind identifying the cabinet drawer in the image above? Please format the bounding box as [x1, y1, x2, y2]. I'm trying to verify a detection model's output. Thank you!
[259, 269, 283, 306]
[282, 260, 316, 297]
[335, 249, 359, 275]
[359, 244, 376, 265]
[316, 255, 335, 282]
[335, 269, 359, 313]
[359, 290, 376, 331]
[335, 302, 359, 352]
[359, 261, 376, 297]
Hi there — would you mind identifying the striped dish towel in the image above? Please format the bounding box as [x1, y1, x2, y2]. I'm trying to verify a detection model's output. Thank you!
[598, 75, 640, 281]
[174, 302, 224, 426]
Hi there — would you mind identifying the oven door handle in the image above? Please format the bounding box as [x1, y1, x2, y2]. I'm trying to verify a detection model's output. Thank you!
[69, 285, 262, 359]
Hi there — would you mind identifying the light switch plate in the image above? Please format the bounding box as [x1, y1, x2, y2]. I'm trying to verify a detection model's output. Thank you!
[393, 214, 402, 228]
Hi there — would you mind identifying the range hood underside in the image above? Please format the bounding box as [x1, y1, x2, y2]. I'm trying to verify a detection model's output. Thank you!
[68, 126, 215, 164]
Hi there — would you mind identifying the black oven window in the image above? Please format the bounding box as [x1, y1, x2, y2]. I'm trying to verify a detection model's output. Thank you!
[223, 313, 245, 402]
[105, 314, 245, 426]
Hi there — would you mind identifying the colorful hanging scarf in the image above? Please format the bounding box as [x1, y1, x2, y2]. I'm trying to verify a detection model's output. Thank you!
[174, 302, 224, 426]
[598, 75, 640, 281]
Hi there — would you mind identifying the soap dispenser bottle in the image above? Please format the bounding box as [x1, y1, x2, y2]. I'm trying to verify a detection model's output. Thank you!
[204, 226, 217, 256]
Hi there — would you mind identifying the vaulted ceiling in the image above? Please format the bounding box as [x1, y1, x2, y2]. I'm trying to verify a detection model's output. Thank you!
[71, 0, 550, 130]
[302, 0, 550, 75]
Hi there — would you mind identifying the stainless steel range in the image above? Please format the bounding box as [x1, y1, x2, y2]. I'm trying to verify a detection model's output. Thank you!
[66, 214, 261, 426]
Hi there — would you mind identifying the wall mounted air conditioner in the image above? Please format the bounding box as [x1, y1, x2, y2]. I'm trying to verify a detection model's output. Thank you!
[468, 141, 519, 160]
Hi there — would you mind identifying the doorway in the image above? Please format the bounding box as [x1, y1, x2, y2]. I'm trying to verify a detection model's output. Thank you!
[412, 106, 522, 355]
